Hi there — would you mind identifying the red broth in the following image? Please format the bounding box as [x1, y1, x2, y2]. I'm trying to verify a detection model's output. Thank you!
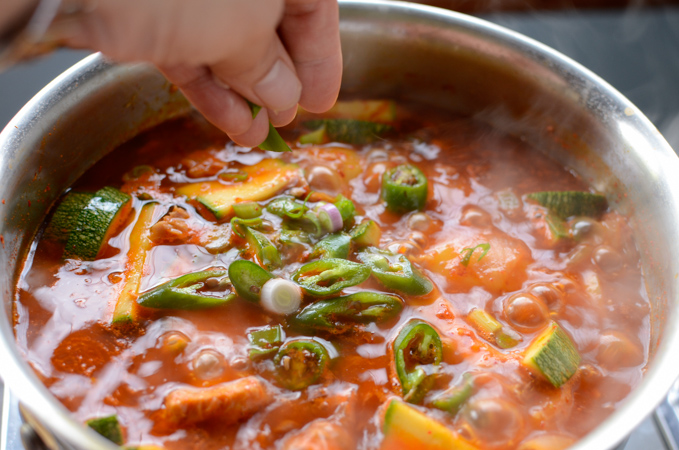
[14, 103, 649, 450]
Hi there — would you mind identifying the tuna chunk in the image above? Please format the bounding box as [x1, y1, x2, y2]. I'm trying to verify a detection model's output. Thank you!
[164, 376, 273, 426]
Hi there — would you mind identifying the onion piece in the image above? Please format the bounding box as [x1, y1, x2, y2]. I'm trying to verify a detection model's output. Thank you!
[260, 279, 302, 315]
[317, 203, 344, 233]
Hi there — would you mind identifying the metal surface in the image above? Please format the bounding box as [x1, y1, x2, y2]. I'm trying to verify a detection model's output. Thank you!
[0, 1, 679, 449]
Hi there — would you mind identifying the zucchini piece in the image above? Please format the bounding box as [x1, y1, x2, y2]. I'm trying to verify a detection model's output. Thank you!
[326, 99, 396, 123]
[299, 125, 327, 145]
[350, 220, 381, 247]
[44, 192, 95, 243]
[64, 187, 132, 260]
[303, 119, 393, 145]
[523, 322, 581, 387]
[113, 203, 158, 325]
[467, 309, 521, 349]
[527, 191, 607, 219]
[382, 400, 479, 450]
[176, 159, 301, 220]
[86, 415, 123, 445]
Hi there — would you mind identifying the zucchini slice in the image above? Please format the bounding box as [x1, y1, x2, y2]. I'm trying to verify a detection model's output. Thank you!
[382, 400, 479, 450]
[113, 203, 158, 325]
[176, 159, 302, 220]
[302, 119, 393, 145]
[523, 322, 581, 387]
[64, 187, 132, 260]
[350, 220, 382, 248]
[86, 415, 123, 445]
[527, 191, 607, 219]
[44, 192, 95, 243]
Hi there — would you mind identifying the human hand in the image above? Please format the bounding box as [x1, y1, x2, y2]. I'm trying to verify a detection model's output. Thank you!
[51, 0, 342, 146]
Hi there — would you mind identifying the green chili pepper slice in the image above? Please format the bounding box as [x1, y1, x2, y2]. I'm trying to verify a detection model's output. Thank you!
[247, 325, 285, 361]
[136, 269, 235, 310]
[310, 232, 352, 259]
[431, 373, 474, 415]
[274, 339, 329, 390]
[393, 319, 443, 404]
[292, 258, 370, 296]
[228, 260, 274, 302]
[291, 291, 403, 334]
[233, 201, 263, 219]
[267, 196, 308, 219]
[382, 164, 428, 213]
[357, 247, 433, 296]
[244, 227, 281, 270]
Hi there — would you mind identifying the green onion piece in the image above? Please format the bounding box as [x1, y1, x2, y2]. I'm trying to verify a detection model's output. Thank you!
[246, 101, 291, 152]
[460, 243, 490, 267]
[260, 278, 302, 315]
[230, 217, 263, 238]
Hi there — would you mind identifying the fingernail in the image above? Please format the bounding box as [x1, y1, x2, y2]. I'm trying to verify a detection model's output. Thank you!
[254, 59, 301, 112]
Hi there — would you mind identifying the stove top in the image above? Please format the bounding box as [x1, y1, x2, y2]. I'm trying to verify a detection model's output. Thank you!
[1, 5, 678, 450]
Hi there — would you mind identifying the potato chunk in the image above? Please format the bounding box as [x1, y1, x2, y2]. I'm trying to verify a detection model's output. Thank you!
[164, 376, 273, 426]
[422, 232, 532, 293]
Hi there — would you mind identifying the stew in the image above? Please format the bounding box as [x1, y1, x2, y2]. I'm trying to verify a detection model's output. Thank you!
[14, 100, 649, 450]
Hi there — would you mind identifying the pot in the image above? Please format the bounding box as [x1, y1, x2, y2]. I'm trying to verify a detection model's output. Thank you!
[1, 1, 678, 449]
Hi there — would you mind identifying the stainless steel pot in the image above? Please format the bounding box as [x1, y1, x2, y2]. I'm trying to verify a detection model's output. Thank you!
[1, 1, 678, 449]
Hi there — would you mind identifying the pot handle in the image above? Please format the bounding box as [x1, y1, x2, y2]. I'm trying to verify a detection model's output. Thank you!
[655, 378, 679, 450]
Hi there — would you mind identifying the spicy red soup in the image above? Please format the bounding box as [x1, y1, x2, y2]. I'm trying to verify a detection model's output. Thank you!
[14, 101, 649, 450]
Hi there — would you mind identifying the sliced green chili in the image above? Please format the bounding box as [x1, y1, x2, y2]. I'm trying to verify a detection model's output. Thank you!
[393, 319, 443, 404]
[244, 227, 281, 270]
[247, 101, 291, 152]
[357, 247, 433, 296]
[291, 292, 403, 334]
[228, 260, 274, 302]
[382, 164, 428, 213]
[230, 217, 263, 238]
[431, 373, 474, 415]
[274, 339, 329, 390]
[311, 232, 352, 259]
[232, 201, 263, 219]
[247, 325, 285, 361]
[267, 196, 307, 219]
[459, 243, 490, 267]
[278, 229, 311, 245]
[292, 258, 371, 296]
[136, 269, 235, 310]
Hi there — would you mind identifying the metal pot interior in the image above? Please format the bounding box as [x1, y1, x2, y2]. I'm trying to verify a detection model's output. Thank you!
[1, 2, 678, 449]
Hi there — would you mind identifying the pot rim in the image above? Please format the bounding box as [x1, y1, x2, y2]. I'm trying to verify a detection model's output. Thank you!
[1, 2, 678, 449]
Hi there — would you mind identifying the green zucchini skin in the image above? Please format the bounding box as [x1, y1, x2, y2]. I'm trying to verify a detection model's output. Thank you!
[303, 119, 393, 145]
[64, 187, 131, 260]
[523, 322, 581, 388]
[44, 192, 95, 243]
[527, 191, 607, 219]
[86, 415, 124, 445]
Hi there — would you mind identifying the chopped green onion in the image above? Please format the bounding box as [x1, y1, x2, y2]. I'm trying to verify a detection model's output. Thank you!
[230, 217, 263, 238]
[260, 279, 302, 315]
[460, 243, 490, 267]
